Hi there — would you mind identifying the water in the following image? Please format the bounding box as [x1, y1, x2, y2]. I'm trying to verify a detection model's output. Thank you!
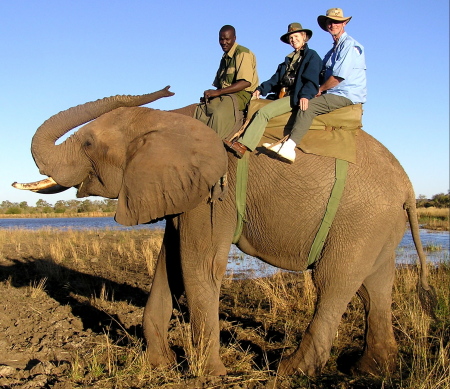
[394, 228, 449, 273]
[0, 217, 448, 277]
[228, 229, 449, 278]
[0, 217, 165, 231]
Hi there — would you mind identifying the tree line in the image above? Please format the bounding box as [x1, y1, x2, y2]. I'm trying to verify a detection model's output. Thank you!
[0, 199, 118, 215]
[415, 192, 450, 208]
[0, 192, 448, 215]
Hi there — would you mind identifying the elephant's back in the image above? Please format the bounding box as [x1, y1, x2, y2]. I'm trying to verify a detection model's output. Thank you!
[340, 129, 413, 229]
[352, 130, 412, 200]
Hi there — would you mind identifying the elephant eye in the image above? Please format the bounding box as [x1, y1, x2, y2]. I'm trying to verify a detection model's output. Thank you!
[84, 140, 92, 147]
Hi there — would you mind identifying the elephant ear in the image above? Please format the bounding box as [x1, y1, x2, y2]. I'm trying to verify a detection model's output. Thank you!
[115, 112, 228, 226]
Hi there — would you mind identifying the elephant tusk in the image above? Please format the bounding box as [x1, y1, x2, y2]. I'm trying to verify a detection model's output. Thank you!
[12, 177, 58, 192]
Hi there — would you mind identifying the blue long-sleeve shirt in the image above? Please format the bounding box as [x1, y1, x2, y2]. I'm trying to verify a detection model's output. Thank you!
[257, 44, 322, 107]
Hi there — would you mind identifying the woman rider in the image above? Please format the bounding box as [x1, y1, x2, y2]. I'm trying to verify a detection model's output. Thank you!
[224, 23, 322, 163]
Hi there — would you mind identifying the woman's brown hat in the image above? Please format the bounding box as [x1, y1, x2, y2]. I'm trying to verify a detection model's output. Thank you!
[317, 8, 352, 31]
[280, 22, 313, 44]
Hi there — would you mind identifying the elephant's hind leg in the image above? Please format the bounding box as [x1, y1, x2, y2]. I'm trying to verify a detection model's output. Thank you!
[353, 253, 398, 375]
[278, 271, 365, 376]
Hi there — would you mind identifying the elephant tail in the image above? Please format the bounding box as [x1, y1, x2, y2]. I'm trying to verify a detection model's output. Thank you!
[405, 199, 438, 319]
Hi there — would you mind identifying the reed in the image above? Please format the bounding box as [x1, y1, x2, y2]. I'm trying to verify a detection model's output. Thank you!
[417, 207, 449, 219]
[28, 277, 48, 298]
[416, 207, 449, 231]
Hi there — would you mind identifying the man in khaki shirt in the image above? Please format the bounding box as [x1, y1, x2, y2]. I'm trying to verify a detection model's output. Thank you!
[195, 25, 259, 139]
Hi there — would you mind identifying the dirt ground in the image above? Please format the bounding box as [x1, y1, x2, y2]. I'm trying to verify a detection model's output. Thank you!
[0, 243, 291, 389]
[0, 251, 292, 389]
[0, 262, 126, 387]
[0, 229, 448, 388]
[0, 229, 335, 388]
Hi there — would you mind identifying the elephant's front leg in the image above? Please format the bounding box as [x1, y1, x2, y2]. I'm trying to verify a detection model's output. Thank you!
[179, 210, 233, 376]
[143, 223, 184, 368]
[182, 244, 230, 376]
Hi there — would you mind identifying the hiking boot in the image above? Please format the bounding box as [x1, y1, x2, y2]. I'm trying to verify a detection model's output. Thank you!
[223, 139, 247, 158]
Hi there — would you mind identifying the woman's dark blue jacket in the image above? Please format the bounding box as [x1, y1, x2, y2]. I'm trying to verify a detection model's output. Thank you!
[257, 44, 322, 107]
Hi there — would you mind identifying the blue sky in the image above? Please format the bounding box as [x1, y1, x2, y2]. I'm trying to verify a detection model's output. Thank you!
[0, 1, 448, 205]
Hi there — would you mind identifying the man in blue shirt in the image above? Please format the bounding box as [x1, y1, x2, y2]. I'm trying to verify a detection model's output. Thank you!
[263, 8, 366, 163]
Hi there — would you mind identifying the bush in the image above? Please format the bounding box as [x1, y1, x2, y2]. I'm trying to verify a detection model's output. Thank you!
[6, 207, 22, 215]
[417, 191, 450, 208]
[432, 192, 450, 208]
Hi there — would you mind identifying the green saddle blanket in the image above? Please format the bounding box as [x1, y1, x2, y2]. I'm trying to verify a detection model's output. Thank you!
[246, 100, 363, 164]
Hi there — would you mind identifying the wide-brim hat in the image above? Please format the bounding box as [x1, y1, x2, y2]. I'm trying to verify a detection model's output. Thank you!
[280, 22, 313, 44]
[317, 8, 352, 31]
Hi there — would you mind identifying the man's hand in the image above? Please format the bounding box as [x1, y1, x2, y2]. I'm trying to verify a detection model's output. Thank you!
[317, 75, 343, 97]
[299, 97, 309, 111]
[202, 80, 251, 102]
[203, 89, 220, 100]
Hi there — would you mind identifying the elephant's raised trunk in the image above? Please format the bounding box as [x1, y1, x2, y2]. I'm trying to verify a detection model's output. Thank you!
[31, 86, 174, 187]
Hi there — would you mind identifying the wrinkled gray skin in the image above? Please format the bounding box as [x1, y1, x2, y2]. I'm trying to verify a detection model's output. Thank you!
[22, 87, 434, 377]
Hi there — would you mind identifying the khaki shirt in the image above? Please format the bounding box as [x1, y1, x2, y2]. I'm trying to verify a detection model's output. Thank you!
[213, 43, 259, 109]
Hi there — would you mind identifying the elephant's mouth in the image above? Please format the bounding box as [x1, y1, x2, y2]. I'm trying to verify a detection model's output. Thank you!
[12, 177, 69, 194]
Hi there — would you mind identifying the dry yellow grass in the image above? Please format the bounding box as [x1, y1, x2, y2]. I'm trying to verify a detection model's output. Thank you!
[78, 262, 448, 388]
[417, 207, 449, 218]
[0, 228, 162, 272]
[392, 264, 449, 389]
[1, 228, 448, 388]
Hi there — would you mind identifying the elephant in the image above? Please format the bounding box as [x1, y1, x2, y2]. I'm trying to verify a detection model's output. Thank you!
[13, 86, 436, 377]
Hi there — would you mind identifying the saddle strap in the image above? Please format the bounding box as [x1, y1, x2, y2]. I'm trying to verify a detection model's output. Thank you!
[232, 153, 249, 243]
[307, 158, 348, 266]
[232, 156, 348, 268]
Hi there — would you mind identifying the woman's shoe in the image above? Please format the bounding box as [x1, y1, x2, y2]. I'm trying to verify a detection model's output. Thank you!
[262, 139, 296, 163]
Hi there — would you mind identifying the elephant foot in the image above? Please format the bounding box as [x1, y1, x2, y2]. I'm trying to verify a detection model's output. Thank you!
[277, 354, 318, 377]
[203, 358, 227, 376]
[350, 352, 397, 376]
[145, 347, 177, 369]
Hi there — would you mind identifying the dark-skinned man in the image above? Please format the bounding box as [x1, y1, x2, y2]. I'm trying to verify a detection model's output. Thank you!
[194, 25, 259, 139]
